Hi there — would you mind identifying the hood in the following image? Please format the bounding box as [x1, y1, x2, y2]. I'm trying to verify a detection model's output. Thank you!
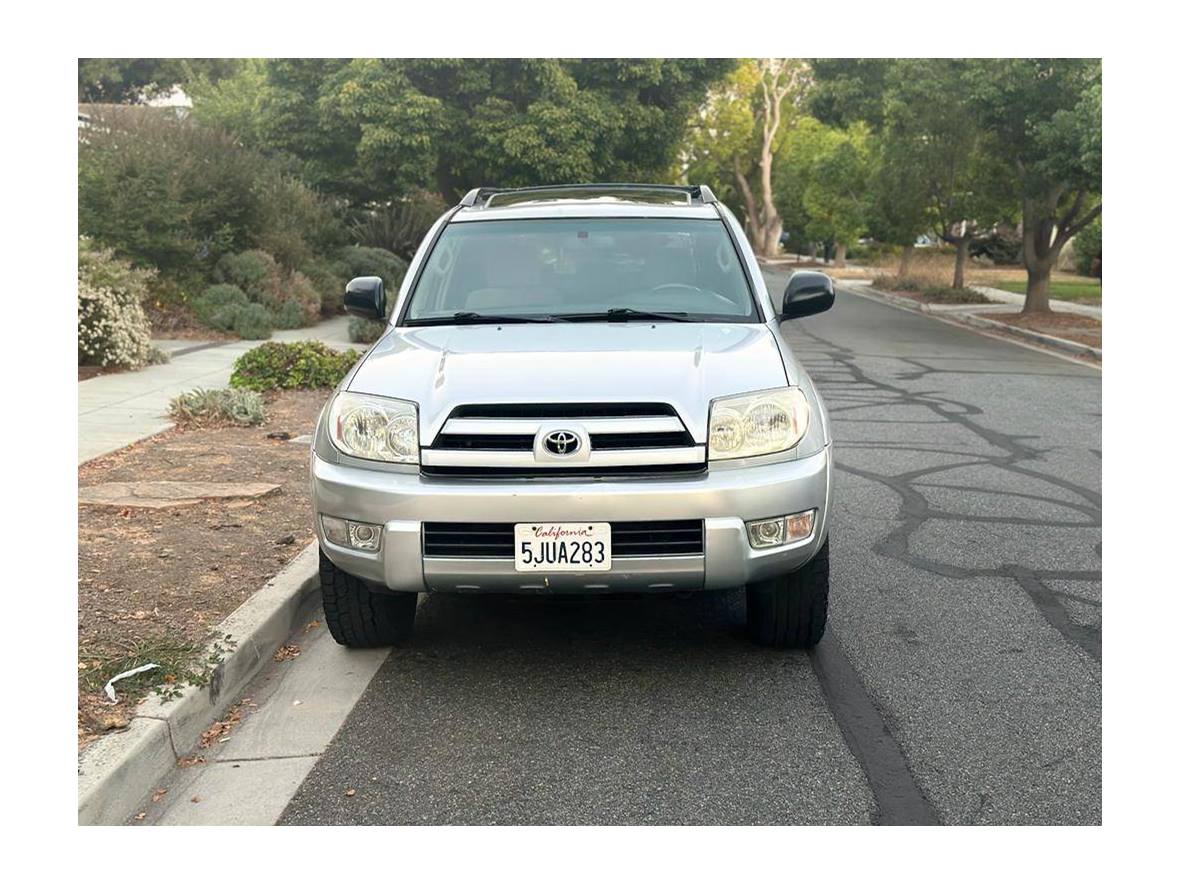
[347, 323, 789, 443]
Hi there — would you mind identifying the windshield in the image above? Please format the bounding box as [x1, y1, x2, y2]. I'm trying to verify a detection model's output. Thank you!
[403, 218, 758, 324]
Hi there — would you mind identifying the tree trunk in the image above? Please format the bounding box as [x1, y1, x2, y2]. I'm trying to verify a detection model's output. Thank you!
[834, 243, 847, 268]
[952, 238, 970, 288]
[898, 244, 914, 278]
[1023, 260, 1054, 314]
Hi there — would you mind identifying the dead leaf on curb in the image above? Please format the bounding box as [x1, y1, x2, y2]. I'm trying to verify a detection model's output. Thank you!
[177, 755, 205, 768]
[151, 788, 168, 803]
[274, 643, 301, 662]
[200, 704, 242, 748]
[191, 796, 201, 804]
[303, 619, 321, 633]
[134, 811, 146, 821]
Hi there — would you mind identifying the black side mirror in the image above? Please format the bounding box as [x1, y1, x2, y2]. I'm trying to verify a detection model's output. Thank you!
[343, 276, 386, 320]
[781, 271, 835, 320]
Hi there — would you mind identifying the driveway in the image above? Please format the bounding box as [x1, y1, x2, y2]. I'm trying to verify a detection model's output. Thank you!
[143, 271, 1102, 825]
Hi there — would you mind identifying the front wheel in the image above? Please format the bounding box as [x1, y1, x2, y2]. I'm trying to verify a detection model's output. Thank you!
[745, 540, 829, 649]
[319, 548, 417, 648]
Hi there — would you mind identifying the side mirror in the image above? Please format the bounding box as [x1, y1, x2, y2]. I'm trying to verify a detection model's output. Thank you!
[780, 271, 835, 320]
[343, 276, 386, 320]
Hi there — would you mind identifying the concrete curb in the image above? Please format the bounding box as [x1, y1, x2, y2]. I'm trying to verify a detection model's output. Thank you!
[958, 312, 1102, 360]
[78, 542, 321, 825]
[849, 286, 1101, 362]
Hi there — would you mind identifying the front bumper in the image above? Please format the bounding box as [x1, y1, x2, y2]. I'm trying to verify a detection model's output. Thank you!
[312, 445, 832, 594]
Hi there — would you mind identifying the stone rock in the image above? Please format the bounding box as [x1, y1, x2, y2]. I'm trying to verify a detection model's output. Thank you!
[79, 481, 281, 509]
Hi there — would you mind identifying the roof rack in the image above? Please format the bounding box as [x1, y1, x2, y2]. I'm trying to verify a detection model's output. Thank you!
[459, 183, 717, 208]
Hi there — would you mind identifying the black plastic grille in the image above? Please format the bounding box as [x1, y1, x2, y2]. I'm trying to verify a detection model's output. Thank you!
[422, 520, 704, 558]
[430, 430, 694, 451]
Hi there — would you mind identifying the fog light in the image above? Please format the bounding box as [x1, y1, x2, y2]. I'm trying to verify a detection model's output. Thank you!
[320, 515, 382, 551]
[746, 509, 816, 549]
[347, 522, 380, 551]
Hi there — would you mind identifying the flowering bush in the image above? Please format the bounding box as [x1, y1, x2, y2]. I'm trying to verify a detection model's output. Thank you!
[78, 238, 154, 369]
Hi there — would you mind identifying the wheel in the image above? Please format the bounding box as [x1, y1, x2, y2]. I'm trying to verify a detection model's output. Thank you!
[319, 547, 417, 648]
[745, 540, 829, 649]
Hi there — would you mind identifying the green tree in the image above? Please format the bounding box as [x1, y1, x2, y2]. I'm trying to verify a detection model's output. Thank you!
[965, 59, 1101, 312]
[79, 59, 242, 103]
[681, 59, 811, 256]
[196, 59, 731, 206]
[808, 59, 892, 129]
[880, 59, 1015, 288]
[801, 123, 872, 266]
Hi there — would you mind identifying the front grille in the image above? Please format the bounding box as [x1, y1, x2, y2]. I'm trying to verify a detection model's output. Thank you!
[423, 402, 703, 474]
[449, 403, 677, 419]
[431, 430, 694, 451]
[422, 520, 705, 558]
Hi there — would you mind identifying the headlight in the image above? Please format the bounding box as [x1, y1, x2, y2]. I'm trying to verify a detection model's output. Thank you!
[708, 388, 809, 460]
[327, 391, 418, 463]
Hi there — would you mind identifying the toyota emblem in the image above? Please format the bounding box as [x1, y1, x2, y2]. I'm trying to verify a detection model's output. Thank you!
[543, 430, 580, 456]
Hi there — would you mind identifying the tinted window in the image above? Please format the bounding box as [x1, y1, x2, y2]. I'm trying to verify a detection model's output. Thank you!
[404, 218, 757, 323]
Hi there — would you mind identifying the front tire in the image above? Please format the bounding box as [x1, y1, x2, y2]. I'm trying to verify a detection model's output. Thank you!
[745, 540, 829, 649]
[319, 548, 417, 648]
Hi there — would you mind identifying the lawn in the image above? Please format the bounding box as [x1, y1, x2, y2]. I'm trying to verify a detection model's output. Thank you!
[992, 278, 1102, 305]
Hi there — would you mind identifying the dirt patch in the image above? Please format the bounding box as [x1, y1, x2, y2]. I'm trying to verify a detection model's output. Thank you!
[79, 365, 125, 382]
[78, 389, 329, 746]
[981, 311, 1102, 350]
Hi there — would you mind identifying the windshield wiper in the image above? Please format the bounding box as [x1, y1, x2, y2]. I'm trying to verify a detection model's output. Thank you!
[555, 308, 694, 323]
[409, 311, 565, 326]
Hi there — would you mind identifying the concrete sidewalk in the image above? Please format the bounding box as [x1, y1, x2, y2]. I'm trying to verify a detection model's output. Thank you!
[79, 316, 358, 464]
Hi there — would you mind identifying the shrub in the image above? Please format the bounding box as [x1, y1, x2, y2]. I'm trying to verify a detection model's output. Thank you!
[192, 284, 250, 329]
[78, 108, 343, 294]
[300, 257, 350, 316]
[169, 387, 265, 427]
[348, 190, 449, 260]
[337, 245, 408, 290]
[231, 303, 275, 339]
[214, 250, 283, 304]
[920, 286, 990, 304]
[348, 316, 387, 344]
[1072, 219, 1101, 278]
[214, 250, 321, 326]
[230, 341, 360, 391]
[286, 271, 322, 324]
[78, 238, 155, 369]
[872, 275, 924, 293]
[272, 300, 305, 330]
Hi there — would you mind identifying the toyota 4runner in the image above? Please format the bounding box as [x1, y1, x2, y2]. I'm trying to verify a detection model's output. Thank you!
[312, 184, 835, 649]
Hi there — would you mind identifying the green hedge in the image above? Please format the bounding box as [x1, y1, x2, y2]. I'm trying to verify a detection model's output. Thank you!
[229, 341, 361, 391]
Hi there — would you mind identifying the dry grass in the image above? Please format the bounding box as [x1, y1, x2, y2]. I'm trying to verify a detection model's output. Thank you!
[864, 251, 1096, 292]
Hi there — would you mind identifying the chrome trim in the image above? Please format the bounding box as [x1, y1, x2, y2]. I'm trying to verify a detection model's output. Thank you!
[420, 446, 706, 468]
[441, 416, 686, 436]
[422, 554, 705, 593]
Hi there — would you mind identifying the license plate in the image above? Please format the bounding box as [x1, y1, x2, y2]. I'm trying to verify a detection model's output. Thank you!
[514, 522, 611, 572]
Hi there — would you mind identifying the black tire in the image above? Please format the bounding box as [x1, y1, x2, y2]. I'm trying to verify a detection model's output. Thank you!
[745, 540, 829, 649]
[319, 548, 417, 648]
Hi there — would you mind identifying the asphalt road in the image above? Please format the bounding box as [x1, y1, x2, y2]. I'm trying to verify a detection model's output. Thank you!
[277, 273, 1101, 825]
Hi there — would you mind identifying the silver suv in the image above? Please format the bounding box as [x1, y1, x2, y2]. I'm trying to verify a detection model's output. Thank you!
[312, 184, 835, 649]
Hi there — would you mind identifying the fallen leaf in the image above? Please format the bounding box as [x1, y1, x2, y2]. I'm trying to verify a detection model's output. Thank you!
[151, 788, 167, 803]
[191, 796, 201, 804]
[177, 755, 205, 768]
[273, 643, 301, 662]
[134, 811, 146, 821]
[345, 789, 356, 797]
